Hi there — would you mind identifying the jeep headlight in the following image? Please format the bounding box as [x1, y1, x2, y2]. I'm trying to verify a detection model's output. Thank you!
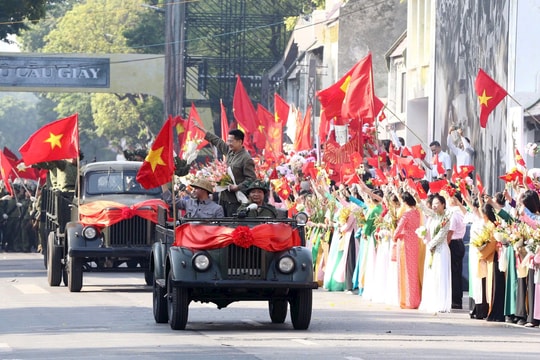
[294, 212, 308, 226]
[82, 226, 99, 240]
[277, 256, 295, 274]
[192, 252, 211, 272]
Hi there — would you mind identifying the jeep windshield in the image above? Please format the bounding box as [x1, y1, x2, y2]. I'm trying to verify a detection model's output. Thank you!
[86, 170, 161, 195]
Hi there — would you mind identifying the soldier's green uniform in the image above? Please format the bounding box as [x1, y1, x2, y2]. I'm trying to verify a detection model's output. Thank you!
[204, 132, 256, 216]
[237, 180, 278, 218]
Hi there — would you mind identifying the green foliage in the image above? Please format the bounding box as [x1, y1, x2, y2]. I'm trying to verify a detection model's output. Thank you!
[0, 0, 49, 42]
[0, 96, 39, 154]
[18, 0, 165, 160]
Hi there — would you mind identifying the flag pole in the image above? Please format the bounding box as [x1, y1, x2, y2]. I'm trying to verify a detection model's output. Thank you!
[505, 93, 540, 126]
[382, 105, 430, 149]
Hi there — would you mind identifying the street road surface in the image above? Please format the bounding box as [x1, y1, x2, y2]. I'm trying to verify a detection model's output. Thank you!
[1, 252, 539, 360]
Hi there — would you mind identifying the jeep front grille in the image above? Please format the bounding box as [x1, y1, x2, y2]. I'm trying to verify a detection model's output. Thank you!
[107, 217, 152, 247]
[226, 245, 264, 280]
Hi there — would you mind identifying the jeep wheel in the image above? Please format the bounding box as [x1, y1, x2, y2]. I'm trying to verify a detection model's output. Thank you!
[144, 270, 153, 286]
[167, 272, 189, 330]
[269, 300, 288, 323]
[67, 256, 83, 292]
[153, 279, 168, 323]
[43, 238, 48, 269]
[47, 233, 62, 287]
[289, 289, 313, 330]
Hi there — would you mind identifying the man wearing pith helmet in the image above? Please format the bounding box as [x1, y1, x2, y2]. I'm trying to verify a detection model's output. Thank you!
[237, 180, 278, 218]
[161, 179, 224, 218]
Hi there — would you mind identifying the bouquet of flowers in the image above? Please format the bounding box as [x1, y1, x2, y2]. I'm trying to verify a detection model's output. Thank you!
[415, 226, 427, 238]
[471, 224, 493, 249]
[526, 142, 540, 157]
[427, 213, 450, 268]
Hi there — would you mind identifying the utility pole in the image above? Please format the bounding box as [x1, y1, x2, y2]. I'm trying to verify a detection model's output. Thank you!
[164, 0, 186, 117]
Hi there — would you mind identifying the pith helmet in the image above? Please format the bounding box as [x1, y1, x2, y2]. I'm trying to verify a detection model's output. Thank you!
[191, 179, 214, 193]
[247, 180, 268, 194]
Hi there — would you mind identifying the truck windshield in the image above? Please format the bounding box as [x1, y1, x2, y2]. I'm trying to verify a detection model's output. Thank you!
[86, 170, 161, 195]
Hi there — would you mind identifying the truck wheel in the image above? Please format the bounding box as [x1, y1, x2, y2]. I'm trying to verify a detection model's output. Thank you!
[67, 256, 83, 292]
[167, 272, 189, 330]
[289, 289, 313, 330]
[43, 238, 48, 269]
[47, 233, 62, 287]
[268, 300, 288, 323]
[153, 279, 168, 323]
[144, 270, 153, 286]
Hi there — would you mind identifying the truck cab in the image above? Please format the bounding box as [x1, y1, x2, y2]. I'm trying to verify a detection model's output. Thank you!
[45, 161, 164, 292]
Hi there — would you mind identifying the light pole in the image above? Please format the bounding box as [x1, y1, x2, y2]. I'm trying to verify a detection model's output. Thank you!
[164, 0, 186, 118]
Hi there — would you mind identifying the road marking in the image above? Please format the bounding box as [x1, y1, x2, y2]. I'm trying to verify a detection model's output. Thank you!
[13, 284, 48, 294]
[291, 339, 319, 346]
[0, 343, 12, 352]
[242, 319, 264, 327]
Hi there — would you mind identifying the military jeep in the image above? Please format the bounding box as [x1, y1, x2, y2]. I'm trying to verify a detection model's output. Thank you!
[150, 209, 318, 330]
[45, 161, 163, 292]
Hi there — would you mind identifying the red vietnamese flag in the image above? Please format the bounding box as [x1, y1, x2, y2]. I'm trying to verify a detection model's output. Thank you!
[233, 75, 258, 133]
[316, 61, 360, 121]
[451, 165, 460, 183]
[429, 179, 448, 194]
[19, 114, 79, 166]
[374, 96, 386, 120]
[476, 174, 485, 195]
[261, 105, 283, 157]
[0, 151, 14, 195]
[220, 99, 229, 142]
[411, 144, 426, 160]
[341, 162, 360, 185]
[415, 181, 428, 200]
[136, 117, 174, 189]
[515, 149, 526, 167]
[318, 110, 331, 144]
[404, 163, 425, 179]
[433, 154, 446, 176]
[254, 104, 269, 151]
[173, 115, 188, 145]
[186, 103, 209, 150]
[401, 147, 412, 158]
[341, 53, 375, 124]
[475, 69, 508, 128]
[294, 105, 313, 151]
[3, 147, 18, 163]
[274, 93, 289, 126]
[459, 165, 475, 176]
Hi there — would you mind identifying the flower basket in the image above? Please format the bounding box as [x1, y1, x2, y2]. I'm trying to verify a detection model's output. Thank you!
[477, 240, 497, 260]
[493, 231, 508, 244]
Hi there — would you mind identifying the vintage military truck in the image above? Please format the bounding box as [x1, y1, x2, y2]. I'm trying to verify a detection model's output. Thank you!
[45, 161, 165, 292]
[150, 209, 318, 330]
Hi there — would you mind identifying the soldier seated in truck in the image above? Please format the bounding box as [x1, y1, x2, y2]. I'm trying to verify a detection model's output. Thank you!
[161, 179, 223, 219]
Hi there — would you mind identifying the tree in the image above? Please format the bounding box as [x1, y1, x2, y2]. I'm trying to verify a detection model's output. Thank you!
[0, 95, 39, 154]
[37, 0, 164, 159]
[0, 0, 49, 42]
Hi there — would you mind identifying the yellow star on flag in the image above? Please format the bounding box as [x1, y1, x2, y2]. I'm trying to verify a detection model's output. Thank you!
[478, 90, 493, 106]
[45, 132, 63, 149]
[340, 75, 351, 93]
[145, 146, 166, 172]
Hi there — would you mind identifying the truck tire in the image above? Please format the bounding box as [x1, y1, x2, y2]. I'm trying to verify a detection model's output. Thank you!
[144, 270, 153, 286]
[268, 300, 288, 323]
[153, 279, 168, 323]
[167, 272, 189, 330]
[47, 233, 62, 287]
[67, 256, 83, 292]
[289, 289, 312, 330]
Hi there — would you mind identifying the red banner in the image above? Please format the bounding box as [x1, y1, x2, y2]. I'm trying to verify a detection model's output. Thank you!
[79, 199, 169, 228]
[174, 223, 301, 252]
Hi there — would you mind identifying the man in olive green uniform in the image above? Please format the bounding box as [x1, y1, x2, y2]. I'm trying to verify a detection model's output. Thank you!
[195, 125, 256, 216]
[3, 185, 23, 252]
[237, 180, 278, 218]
